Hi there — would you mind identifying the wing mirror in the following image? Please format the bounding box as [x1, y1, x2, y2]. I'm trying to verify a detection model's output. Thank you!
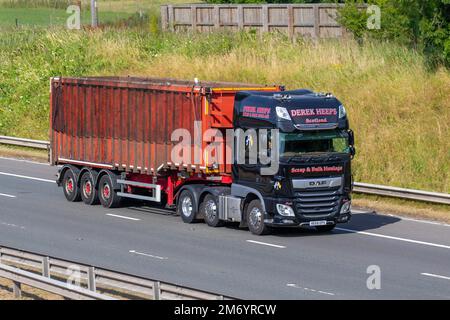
[348, 130, 356, 159]
[348, 129, 355, 146]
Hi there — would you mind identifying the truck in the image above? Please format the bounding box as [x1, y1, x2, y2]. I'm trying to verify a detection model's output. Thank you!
[50, 76, 355, 235]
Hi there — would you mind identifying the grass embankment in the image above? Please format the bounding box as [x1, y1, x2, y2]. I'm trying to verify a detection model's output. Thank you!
[1, 28, 449, 196]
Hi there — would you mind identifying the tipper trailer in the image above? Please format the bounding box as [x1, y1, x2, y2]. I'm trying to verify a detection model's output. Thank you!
[50, 77, 355, 235]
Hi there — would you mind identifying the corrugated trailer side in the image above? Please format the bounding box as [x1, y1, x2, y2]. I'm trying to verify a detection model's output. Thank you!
[51, 77, 202, 175]
[50, 77, 281, 176]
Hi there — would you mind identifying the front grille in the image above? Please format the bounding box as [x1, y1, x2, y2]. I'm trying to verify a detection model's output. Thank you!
[294, 187, 341, 217]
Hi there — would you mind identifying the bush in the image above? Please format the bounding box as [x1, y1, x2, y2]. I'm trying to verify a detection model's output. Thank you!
[338, 0, 450, 68]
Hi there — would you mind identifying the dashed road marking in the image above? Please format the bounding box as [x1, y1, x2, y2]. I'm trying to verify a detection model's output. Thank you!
[287, 283, 335, 296]
[246, 240, 286, 249]
[106, 213, 140, 221]
[421, 273, 450, 281]
[129, 250, 168, 260]
[0, 193, 16, 198]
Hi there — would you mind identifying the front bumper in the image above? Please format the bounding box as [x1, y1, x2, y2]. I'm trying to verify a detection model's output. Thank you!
[264, 211, 351, 227]
[263, 195, 351, 227]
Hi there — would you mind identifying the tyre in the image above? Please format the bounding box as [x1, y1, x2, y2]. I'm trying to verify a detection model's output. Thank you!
[245, 199, 271, 235]
[177, 190, 198, 223]
[200, 194, 224, 227]
[62, 169, 81, 202]
[80, 171, 99, 205]
[98, 174, 121, 208]
[315, 224, 336, 233]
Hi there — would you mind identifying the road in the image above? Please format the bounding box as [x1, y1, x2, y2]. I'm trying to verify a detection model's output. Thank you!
[0, 156, 449, 299]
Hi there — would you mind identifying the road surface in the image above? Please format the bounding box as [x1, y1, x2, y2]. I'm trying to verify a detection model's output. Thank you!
[0, 157, 449, 299]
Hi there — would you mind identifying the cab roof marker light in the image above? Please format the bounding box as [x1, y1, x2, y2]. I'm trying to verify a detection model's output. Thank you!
[276, 106, 291, 121]
[339, 105, 347, 119]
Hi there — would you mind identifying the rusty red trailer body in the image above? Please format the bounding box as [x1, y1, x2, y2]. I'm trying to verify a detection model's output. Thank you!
[50, 76, 282, 182]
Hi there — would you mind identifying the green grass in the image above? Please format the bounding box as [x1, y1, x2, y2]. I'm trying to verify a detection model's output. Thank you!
[0, 7, 137, 27]
[0, 1, 195, 27]
[0, 27, 449, 194]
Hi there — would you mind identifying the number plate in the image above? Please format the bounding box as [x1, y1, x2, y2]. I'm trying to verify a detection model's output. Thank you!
[309, 220, 328, 227]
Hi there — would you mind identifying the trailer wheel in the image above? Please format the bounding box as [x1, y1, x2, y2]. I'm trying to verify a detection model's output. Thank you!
[98, 174, 121, 208]
[80, 172, 99, 205]
[178, 190, 198, 223]
[315, 225, 336, 233]
[200, 194, 225, 227]
[246, 200, 271, 235]
[62, 169, 81, 202]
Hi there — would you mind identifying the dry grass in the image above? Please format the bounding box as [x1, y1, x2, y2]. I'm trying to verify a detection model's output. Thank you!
[0, 145, 48, 163]
[0, 277, 63, 300]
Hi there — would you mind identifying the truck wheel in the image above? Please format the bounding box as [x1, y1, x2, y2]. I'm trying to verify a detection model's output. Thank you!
[200, 194, 225, 227]
[62, 169, 81, 202]
[246, 200, 271, 235]
[80, 172, 99, 205]
[178, 190, 198, 223]
[315, 225, 336, 232]
[98, 174, 121, 208]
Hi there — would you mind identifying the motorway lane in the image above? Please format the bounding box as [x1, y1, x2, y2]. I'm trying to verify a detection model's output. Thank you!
[0, 157, 449, 299]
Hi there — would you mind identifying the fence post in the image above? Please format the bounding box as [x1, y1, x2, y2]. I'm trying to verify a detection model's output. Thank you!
[191, 6, 198, 32]
[287, 4, 294, 40]
[168, 5, 174, 32]
[13, 281, 22, 298]
[90, 0, 98, 28]
[153, 281, 161, 300]
[42, 257, 50, 278]
[160, 6, 168, 31]
[313, 5, 320, 38]
[261, 5, 268, 33]
[214, 6, 220, 30]
[237, 5, 244, 29]
[88, 267, 96, 292]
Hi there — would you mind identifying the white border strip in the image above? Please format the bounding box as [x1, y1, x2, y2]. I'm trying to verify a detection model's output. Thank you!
[0, 172, 55, 183]
[58, 158, 113, 169]
[336, 227, 450, 250]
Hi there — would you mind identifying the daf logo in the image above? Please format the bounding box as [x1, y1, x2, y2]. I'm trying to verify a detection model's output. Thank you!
[309, 180, 327, 187]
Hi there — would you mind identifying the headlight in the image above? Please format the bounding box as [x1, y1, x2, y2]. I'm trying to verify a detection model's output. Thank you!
[340, 201, 351, 214]
[277, 204, 295, 217]
[339, 105, 346, 119]
[276, 107, 291, 120]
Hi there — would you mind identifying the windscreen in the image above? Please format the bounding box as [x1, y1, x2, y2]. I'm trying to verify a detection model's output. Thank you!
[279, 130, 349, 157]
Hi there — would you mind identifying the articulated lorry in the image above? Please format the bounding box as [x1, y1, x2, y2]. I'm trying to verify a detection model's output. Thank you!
[50, 77, 355, 235]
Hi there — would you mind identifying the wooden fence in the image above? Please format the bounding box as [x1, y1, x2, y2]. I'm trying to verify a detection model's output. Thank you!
[160, 3, 350, 38]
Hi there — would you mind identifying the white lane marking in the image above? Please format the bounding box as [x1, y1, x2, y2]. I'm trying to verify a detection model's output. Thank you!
[352, 209, 450, 227]
[129, 250, 168, 260]
[421, 273, 450, 281]
[386, 214, 450, 227]
[336, 227, 450, 250]
[0, 171, 55, 183]
[246, 240, 286, 249]
[287, 283, 335, 296]
[0, 193, 16, 198]
[0, 221, 25, 229]
[0, 156, 50, 166]
[106, 213, 140, 221]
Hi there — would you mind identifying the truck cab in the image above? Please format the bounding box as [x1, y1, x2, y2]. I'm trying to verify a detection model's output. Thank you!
[226, 90, 355, 234]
